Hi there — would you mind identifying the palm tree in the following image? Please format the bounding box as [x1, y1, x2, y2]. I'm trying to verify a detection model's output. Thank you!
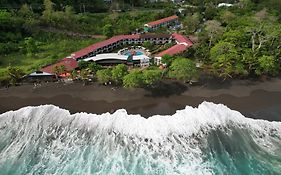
[59, 65, 66, 75]
[52, 65, 60, 79]
[80, 69, 90, 85]
[52, 65, 67, 79]
[70, 70, 78, 80]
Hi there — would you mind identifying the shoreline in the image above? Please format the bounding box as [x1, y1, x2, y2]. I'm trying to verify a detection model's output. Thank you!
[0, 77, 281, 121]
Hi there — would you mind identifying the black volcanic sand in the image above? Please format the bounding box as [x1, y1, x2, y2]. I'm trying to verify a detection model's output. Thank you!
[0, 78, 280, 121]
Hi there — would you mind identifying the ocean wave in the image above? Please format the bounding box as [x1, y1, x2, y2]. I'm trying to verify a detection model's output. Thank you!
[0, 102, 280, 175]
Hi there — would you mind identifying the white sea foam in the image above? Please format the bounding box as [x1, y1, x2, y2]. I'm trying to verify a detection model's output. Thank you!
[0, 102, 280, 175]
[1, 102, 280, 140]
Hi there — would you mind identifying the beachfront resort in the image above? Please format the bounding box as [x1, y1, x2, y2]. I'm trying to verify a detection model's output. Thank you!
[2, 0, 280, 88]
[28, 15, 193, 79]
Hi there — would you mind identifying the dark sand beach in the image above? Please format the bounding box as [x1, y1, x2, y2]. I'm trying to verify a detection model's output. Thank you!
[0, 77, 280, 121]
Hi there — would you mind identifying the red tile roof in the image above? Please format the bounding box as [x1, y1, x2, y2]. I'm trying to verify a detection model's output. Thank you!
[41, 58, 78, 74]
[71, 34, 140, 60]
[40, 33, 193, 74]
[172, 33, 193, 46]
[156, 44, 188, 57]
[155, 33, 193, 57]
[71, 33, 192, 60]
[146, 15, 178, 27]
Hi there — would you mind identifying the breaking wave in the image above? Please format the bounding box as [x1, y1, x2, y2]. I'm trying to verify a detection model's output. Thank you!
[0, 102, 280, 175]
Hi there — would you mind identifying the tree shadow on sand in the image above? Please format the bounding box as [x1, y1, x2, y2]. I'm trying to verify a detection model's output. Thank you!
[144, 81, 188, 97]
[200, 75, 271, 90]
[202, 77, 232, 90]
[198, 75, 237, 90]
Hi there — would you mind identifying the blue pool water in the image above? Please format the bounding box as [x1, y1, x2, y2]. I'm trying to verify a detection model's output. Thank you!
[124, 50, 144, 56]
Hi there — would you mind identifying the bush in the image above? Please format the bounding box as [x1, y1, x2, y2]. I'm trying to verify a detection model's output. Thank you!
[255, 55, 279, 76]
[111, 64, 128, 85]
[123, 70, 143, 88]
[143, 69, 162, 86]
[103, 24, 114, 38]
[6, 66, 25, 85]
[161, 54, 175, 67]
[88, 62, 102, 74]
[78, 60, 89, 69]
[169, 58, 198, 82]
[0, 71, 10, 87]
[143, 41, 154, 50]
[96, 68, 112, 84]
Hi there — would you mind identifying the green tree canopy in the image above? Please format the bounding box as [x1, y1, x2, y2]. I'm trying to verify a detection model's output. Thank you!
[256, 55, 279, 76]
[161, 54, 175, 67]
[204, 3, 217, 20]
[222, 29, 248, 46]
[0, 10, 12, 23]
[42, 0, 54, 23]
[78, 60, 89, 69]
[96, 68, 112, 84]
[7, 66, 25, 85]
[183, 13, 200, 34]
[210, 41, 249, 78]
[169, 58, 198, 82]
[103, 24, 114, 38]
[88, 62, 101, 74]
[142, 41, 154, 50]
[24, 37, 37, 56]
[80, 69, 90, 80]
[123, 70, 143, 88]
[111, 64, 128, 85]
[52, 65, 60, 76]
[70, 70, 78, 80]
[65, 5, 75, 17]
[19, 4, 34, 18]
[52, 65, 66, 78]
[220, 11, 236, 25]
[143, 69, 162, 86]
[204, 20, 224, 47]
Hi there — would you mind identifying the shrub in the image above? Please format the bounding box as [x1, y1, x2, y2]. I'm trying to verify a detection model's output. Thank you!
[169, 58, 198, 82]
[96, 68, 112, 84]
[111, 64, 128, 85]
[123, 70, 143, 88]
[143, 69, 162, 86]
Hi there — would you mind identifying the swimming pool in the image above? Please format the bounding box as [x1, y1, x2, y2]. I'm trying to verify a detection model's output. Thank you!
[123, 50, 144, 56]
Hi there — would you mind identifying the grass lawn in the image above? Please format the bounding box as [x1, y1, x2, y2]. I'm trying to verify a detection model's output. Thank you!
[0, 37, 102, 76]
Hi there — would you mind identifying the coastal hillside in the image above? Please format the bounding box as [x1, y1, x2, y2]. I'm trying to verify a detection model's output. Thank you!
[0, 0, 280, 86]
[0, 1, 168, 76]
[0, 1, 281, 174]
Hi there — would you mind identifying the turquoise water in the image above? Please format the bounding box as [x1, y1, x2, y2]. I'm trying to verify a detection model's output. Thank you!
[0, 102, 280, 175]
[124, 50, 144, 56]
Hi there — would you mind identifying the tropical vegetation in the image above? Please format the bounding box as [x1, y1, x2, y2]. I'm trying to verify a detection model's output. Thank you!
[0, 0, 280, 87]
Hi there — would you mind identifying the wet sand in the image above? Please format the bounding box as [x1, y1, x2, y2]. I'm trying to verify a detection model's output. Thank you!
[0, 77, 280, 121]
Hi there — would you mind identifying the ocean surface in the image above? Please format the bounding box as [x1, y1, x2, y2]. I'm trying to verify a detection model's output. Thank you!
[0, 102, 280, 175]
